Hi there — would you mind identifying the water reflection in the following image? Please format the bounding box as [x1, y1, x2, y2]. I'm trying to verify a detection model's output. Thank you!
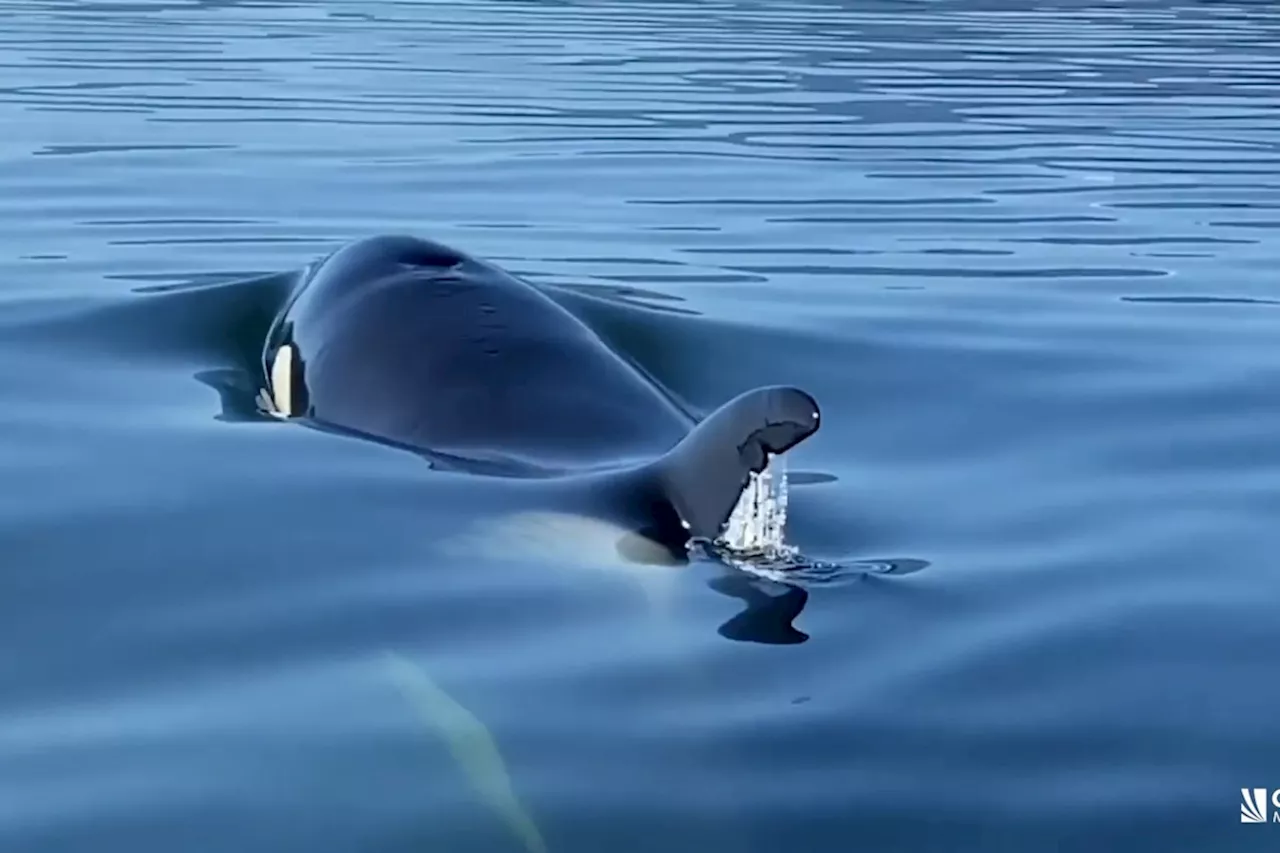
[709, 573, 811, 645]
[3, 0, 1280, 850]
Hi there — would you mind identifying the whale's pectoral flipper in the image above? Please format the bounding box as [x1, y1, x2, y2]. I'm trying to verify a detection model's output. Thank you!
[196, 367, 272, 423]
[654, 385, 821, 542]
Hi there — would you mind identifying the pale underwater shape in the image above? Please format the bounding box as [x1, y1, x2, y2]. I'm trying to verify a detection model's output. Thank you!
[435, 509, 685, 619]
[383, 651, 549, 853]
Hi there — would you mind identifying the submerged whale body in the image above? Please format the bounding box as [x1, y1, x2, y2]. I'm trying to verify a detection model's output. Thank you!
[260, 234, 821, 557]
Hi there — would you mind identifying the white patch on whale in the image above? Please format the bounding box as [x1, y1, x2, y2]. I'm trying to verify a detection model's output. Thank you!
[257, 344, 293, 419]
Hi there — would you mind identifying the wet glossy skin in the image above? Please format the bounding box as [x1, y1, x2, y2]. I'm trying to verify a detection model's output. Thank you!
[269, 235, 694, 472]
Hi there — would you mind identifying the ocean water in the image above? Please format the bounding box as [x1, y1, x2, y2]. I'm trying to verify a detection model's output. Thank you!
[1, 0, 1279, 850]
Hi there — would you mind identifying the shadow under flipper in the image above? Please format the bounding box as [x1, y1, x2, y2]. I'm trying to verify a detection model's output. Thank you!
[707, 573, 810, 646]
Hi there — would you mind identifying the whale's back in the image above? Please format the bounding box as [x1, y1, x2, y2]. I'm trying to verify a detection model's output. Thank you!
[269, 236, 693, 471]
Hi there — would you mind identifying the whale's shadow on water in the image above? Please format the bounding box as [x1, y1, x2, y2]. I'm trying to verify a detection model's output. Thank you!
[16, 255, 929, 645]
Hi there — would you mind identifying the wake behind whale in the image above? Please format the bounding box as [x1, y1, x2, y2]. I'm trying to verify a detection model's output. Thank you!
[258, 234, 821, 563]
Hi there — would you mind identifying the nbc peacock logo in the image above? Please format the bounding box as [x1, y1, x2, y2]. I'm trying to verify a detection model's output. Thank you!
[1241, 788, 1275, 823]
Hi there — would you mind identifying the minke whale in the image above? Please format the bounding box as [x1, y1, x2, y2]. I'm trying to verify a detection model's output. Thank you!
[257, 234, 821, 562]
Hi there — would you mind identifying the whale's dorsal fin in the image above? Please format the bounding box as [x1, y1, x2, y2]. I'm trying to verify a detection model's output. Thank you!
[654, 385, 821, 542]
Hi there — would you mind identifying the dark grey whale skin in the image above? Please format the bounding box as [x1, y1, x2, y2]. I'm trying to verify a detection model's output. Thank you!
[262, 234, 821, 554]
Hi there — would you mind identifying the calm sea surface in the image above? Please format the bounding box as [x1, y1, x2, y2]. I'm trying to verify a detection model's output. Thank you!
[2, 0, 1279, 850]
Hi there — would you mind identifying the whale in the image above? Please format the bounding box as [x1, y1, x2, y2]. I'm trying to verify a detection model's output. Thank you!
[257, 234, 822, 562]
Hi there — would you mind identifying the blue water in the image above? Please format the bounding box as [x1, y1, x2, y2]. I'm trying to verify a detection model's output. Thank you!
[2, 0, 1280, 850]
